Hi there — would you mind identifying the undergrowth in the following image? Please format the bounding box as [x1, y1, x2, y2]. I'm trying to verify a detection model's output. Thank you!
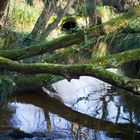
[7, 0, 43, 32]
[0, 72, 15, 104]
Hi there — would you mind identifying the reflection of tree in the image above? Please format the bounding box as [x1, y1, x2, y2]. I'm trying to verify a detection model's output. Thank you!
[15, 92, 140, 139]
[74, 86, 118, 121]
[101, 96, 108, 120]
[118, 91, 140, 125]
[1, 88, 140, 139]
[5, 88, 139, 140]
[71, 123, 90, 140]
[34, 107, 46, 130]
[44, 111, 52, 131]
[115, 105, 120, 124]
[0, 103, 16, 129]
[70, 122, 100, 140]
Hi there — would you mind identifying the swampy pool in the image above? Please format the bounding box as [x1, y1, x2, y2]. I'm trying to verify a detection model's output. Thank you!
[0, 69, 140, 140]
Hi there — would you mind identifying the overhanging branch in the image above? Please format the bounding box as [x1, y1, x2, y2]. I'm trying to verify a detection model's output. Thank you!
[0, 56, 140, 95]
[87, 48, 140, 68]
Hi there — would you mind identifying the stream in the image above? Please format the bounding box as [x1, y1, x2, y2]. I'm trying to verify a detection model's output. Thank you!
[0, 69, 140, 140]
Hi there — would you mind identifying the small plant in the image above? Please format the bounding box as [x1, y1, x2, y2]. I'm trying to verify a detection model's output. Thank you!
[0, 72, 15, 103]
[126, 17, 140, 32]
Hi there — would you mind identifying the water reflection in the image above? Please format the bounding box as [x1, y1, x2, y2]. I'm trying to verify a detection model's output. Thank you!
[0, 103, 15, 129]
[10, 103, 47, 132]
[0, 75, 140, 140]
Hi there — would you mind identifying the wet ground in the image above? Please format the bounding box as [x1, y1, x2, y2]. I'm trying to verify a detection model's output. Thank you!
[0, 69, 140, 140]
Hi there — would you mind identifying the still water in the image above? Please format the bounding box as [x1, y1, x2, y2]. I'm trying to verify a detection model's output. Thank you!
[0, 69, 140, 140]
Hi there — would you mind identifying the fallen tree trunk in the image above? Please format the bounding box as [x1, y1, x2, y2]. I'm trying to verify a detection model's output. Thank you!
[16, 46, 140, 93]
[14, 74, 63, 92]
[0, 57, 140, 95]
[45, 36, 140, 67]
[1, 6, 140, 60]
[87, 48, 140, 68]
[0, 31, 87, 60]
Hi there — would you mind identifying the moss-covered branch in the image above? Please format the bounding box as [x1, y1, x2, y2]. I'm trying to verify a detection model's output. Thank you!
[8, 47, 140, 93]
[0, 32, 86, 60]
[14, 74, 63, 92]
[0, 57, 140, 95]
[87, 48, 140, 68]
[0, 25, 102, 60]
[1, 6, 140, 60]
[46, 45, 140, 69]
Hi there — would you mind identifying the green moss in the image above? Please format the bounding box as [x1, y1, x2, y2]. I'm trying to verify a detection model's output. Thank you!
[15, 74, 63, 92]
[125, 17, 140, 32]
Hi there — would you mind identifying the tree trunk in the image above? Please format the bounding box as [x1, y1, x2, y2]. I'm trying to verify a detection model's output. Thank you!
[12, 47, 140, 93]
[87, 48, 140, 68]
[14, 74, 63, 92]
[0, 0, 9, 20]
[30, 0, 58, 40]
[86, 0, 97, 26]
[39, 0, 76, 41]
[0, 56, 140, 95]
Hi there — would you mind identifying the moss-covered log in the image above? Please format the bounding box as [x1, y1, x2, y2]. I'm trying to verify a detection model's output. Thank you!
[45, 36, 140, 67]
[87, 48, 140, 68]
[1, 6, 140, 60]
[0, 32, 86, 60]
[14, 74, 63, 92]
[0, 57, 140, 95]
[0, 25, 102, 60]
